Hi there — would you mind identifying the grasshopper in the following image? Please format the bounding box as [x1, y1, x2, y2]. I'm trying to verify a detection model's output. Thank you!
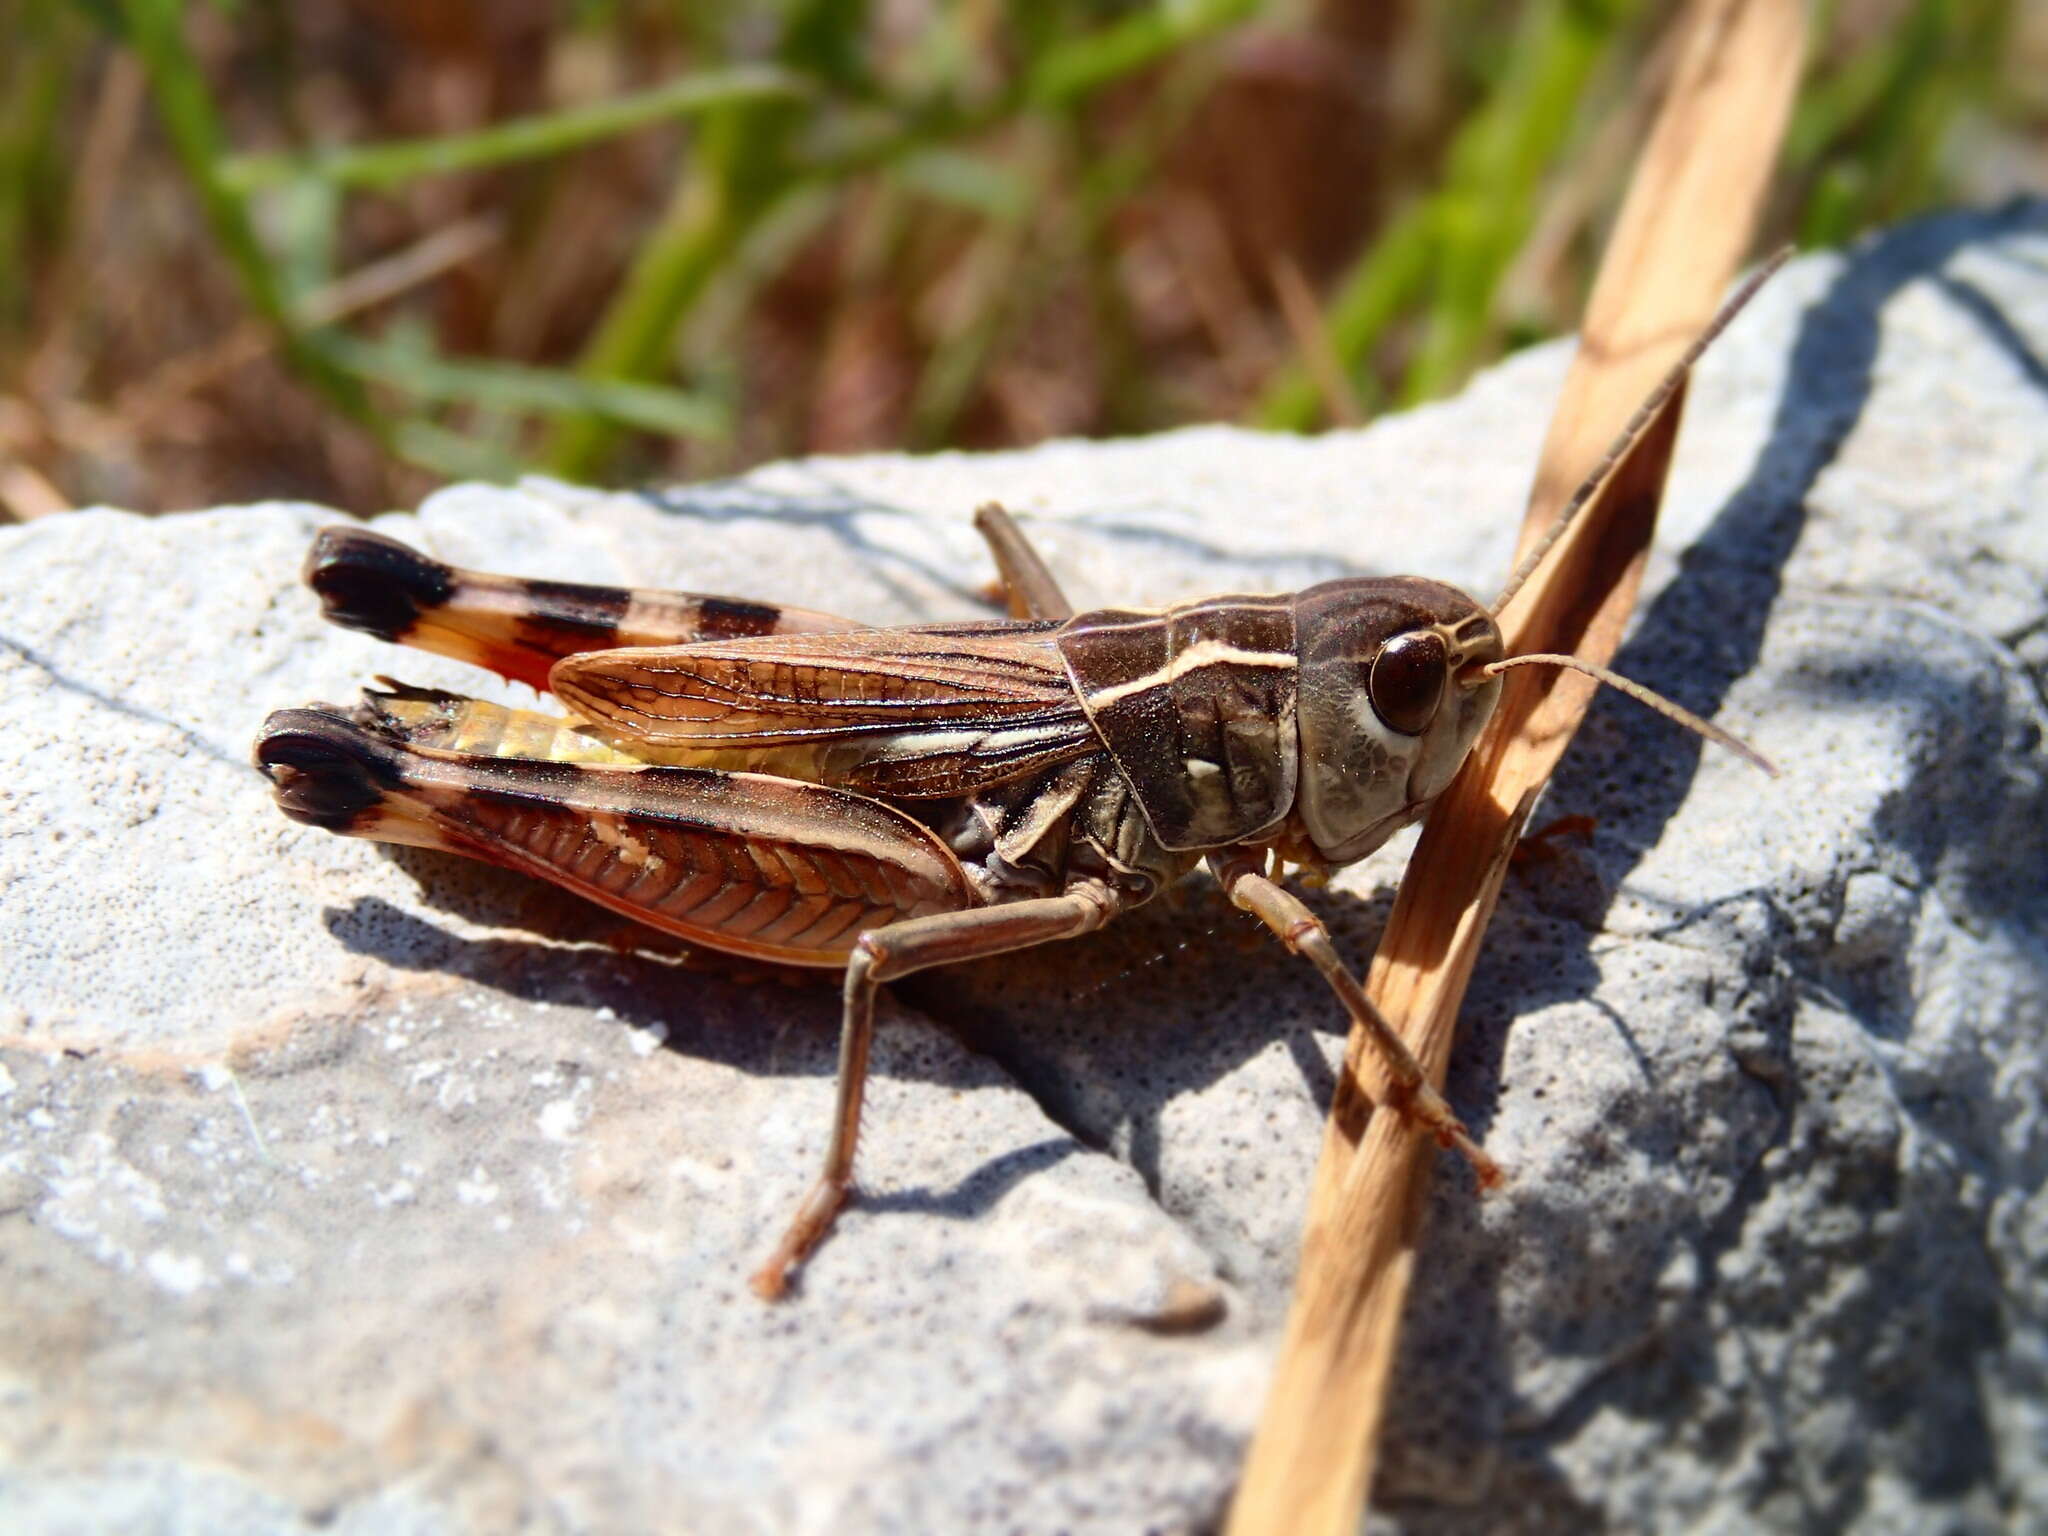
[256, 256, 1783, 1299]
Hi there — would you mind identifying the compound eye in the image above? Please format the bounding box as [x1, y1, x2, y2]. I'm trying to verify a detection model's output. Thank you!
[1368, 629, 1448, 736]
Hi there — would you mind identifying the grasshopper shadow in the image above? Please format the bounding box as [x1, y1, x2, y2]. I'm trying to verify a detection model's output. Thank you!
[322, 889, 1082, 1219]
[318, 853, 1447, 1249]
[320, 840, 1395, 1119]
[635, 477, 995, 615]
[635, 467, 1371, 613]
[905, 857, 1601, 1345]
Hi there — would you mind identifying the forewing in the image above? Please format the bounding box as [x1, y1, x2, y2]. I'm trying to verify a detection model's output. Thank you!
[550, 621, 1101, 796]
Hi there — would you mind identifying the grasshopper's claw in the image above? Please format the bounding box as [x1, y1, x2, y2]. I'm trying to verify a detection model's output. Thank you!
[749, 1178, 854, 1301]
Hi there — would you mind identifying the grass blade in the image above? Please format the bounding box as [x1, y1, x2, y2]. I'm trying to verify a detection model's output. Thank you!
[220, 64, 811, 194]
[316, 333, 730, 439]
[1024, 0, 1258, 107]
[114, 0, 377, 433]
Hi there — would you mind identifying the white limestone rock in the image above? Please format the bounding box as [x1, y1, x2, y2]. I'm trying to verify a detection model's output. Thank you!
[2, 203, 2043, 1532]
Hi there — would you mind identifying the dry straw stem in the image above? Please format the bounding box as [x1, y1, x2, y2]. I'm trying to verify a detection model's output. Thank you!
[1228, 1, 1807, 1530]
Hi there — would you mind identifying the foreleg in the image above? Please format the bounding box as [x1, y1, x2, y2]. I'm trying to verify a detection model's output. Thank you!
[1209, 853, 1502, 1187]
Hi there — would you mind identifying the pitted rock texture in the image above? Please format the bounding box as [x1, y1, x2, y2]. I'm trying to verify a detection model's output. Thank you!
[2, 204, 2045, 1533]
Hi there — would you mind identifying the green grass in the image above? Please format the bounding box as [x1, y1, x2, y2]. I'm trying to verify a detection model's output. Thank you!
[5, 0, 2029, 508]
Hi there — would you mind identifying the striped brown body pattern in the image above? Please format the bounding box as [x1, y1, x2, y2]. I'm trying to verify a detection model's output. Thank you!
[257, 271, 1783, 1297]
[1058, 595, 1299, 849]
[258, 515, 1512, 1296]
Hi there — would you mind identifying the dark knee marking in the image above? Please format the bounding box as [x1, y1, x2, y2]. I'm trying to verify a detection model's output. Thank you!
[1283, 916, 1323, 953]
[846, 932, 888, 984]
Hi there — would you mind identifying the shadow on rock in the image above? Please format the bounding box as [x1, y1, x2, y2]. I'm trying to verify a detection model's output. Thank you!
[1475, 202, 2047, 1516]
[637, 466, 1372, 604]
[1546, 202, 2048, 912]
[862, 1138, 1079, 1219]
[911, 872, 1575, 1206]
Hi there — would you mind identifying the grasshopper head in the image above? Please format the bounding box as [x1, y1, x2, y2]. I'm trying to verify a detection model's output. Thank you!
[1284, 253, 1797, 867]
[1291, 577, 1503, 865]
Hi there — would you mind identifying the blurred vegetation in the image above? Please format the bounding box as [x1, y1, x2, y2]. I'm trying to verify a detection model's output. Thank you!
[0, 0, 2039, 517]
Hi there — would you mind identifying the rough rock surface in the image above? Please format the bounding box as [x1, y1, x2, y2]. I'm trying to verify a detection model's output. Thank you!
[3, 205, 2045, 1533]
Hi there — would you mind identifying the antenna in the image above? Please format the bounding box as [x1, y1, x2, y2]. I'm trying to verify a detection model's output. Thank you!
[1481, 653, 1777, 775]
[1490, 245, 1795, 616]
